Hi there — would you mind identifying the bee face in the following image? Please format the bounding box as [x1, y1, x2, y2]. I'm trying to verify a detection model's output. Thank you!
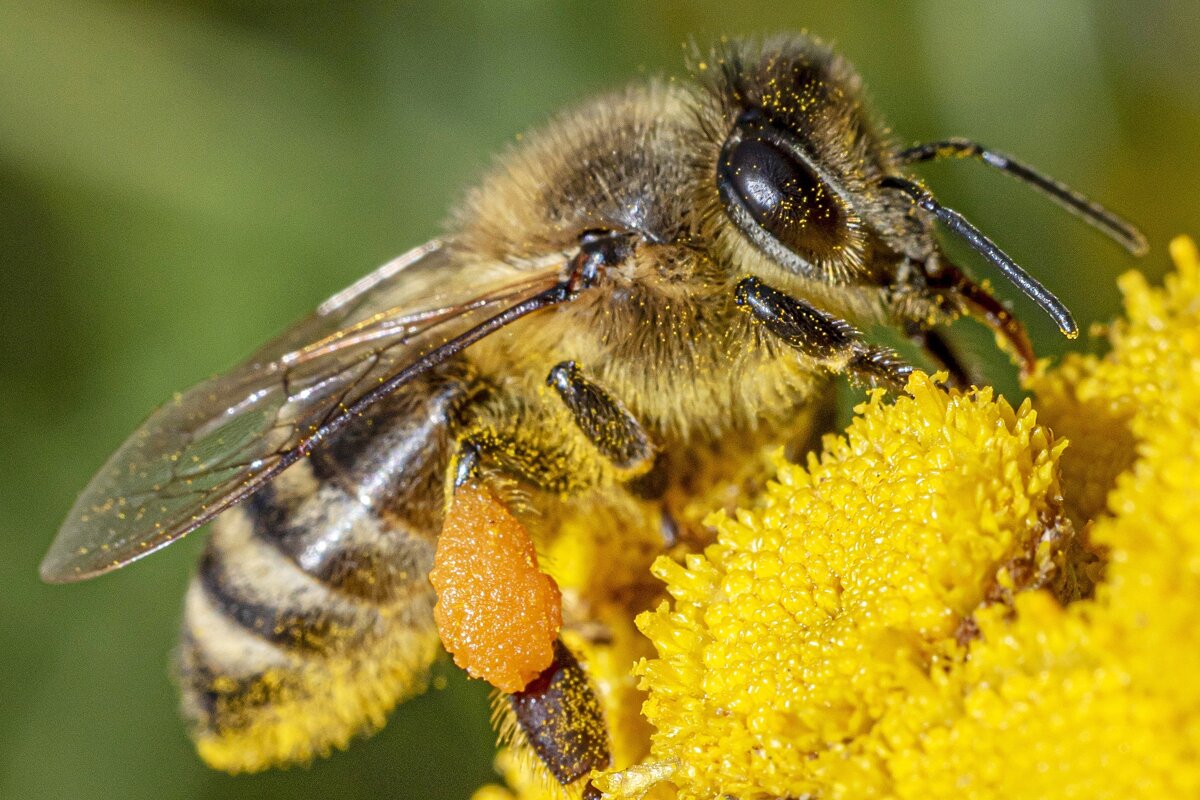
[705, 37, 939, 298]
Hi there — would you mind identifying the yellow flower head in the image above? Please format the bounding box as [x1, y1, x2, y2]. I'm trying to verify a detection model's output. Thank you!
[626, 372, 1069, 800]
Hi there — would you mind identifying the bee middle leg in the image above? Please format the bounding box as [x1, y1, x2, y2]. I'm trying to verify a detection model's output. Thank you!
[456, 362, 653, 492]
[734, 276, 914, 392]
[545, 360, 654, 472]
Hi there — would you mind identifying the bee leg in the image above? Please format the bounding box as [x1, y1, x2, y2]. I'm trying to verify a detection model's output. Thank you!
[546, 360, 654, 472]
[906, 324, 976, 389]
[446, 437, 615, 791]
[454, 378, 650, 495]
[509, 639, 612, 790]
[734, 276, 913, 392]
[447, 356, 651, 790]
[929, 260, 1037, 377]
[453, 432, 590, 494]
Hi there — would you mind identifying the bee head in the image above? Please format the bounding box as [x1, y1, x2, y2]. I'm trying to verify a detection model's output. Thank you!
[702, 35, 1143, 346]
[702, 35, 933, 294]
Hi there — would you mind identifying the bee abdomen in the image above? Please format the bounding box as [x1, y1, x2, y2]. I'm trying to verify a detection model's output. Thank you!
[244, 474, 437, 604]
[176, 371, 471, 772]
[194, 543, 368, 655]
[177, 487, 441, 772]
[247, 368, 467, 603]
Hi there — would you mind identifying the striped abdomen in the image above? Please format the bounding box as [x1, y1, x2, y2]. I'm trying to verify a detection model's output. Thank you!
[177, 369, 472, 772]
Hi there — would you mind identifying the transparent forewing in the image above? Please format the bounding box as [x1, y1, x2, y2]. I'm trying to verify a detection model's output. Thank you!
[43, 240, 565, 582]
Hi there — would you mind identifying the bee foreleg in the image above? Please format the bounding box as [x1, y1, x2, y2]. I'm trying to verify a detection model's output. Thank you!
[546, 360, 654, 472]
[735, 276, 913, 392]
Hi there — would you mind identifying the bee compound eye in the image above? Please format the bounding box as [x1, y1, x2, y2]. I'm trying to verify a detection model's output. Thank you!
[720, 136, 845, 260]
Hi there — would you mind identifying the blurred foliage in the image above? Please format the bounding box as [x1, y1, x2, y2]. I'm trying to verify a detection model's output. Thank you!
[0, 2, 1196, 799]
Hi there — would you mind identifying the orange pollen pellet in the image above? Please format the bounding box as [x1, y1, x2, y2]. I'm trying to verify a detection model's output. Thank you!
[430, 480, 562, 693]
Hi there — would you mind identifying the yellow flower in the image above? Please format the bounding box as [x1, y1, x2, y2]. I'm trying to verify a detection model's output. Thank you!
[625, 371, 1073, 800]
[875, 238, 1200, 800]
[479, 238, 1200, 800]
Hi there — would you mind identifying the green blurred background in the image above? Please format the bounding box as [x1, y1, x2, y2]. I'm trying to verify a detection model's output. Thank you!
[1, 2, 1197, 798]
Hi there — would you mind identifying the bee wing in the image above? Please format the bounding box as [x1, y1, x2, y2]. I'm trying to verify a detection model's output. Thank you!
[43, 240, 567, 583]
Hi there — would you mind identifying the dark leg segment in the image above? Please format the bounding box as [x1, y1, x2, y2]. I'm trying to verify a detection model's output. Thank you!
[907, 324, 974, 389]
[509, 639, 611, 786]
[547, 361, 653, 471]
[735, 276, 913, 392]
[928, 260, 1036, 377]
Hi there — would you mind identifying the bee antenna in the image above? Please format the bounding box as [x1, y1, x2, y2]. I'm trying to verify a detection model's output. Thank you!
[882, 175, 1078, 338]
[899, 139, 1148, 257]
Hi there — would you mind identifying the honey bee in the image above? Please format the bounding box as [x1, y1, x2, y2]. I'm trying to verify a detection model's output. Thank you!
[42, 33, 1144, 794]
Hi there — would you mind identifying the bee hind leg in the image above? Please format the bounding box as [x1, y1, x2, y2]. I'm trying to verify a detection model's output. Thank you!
[735, 276, 914, 392]
[508, 639, 612, 789]
[443, 358, 655, 792]
[445, 430, 615, 793]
